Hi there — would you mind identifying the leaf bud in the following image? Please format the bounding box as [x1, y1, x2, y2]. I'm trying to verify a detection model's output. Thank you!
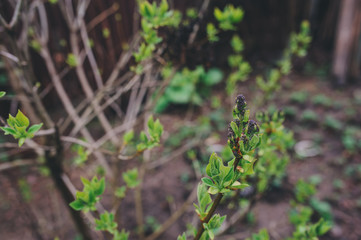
[235, 94, 247, 114]
[247, 120, 259, 135]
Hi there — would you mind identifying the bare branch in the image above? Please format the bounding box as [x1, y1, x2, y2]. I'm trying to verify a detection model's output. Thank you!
[0, 0, 22, 29]
[86, 3, 119, 32]
[39, 46, 112, 176]
[0, 50, 20, 63]
[0, 159, 37, 172]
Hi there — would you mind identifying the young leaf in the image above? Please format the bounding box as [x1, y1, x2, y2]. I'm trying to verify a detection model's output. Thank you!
[115, 186, 127, 199]
[28, 123, 43, 134]
[201, 177, 215, 187]
[177, 233, 187, 240]
[69, 199, 85, 211]
[94, 177, 105, 196]
[15, 110, 30, 127]
[123, 130, 134, 145]
[0, 127, 17, 135]
[147, 115, 155, 130]
[230, 181, 249, 189]
[203, 68, 223, 86]
[0, 91, 5, 98]
[123, 168, 140, 188]
[18, 137, 26, 147]
[113, 229, 130, 240]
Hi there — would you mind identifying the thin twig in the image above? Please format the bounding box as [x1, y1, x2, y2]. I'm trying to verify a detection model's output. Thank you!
[66, 6, 119, 145]
[0, 159, 38, 172]
[147, 140, 199, 169]
[0, 50, 20, 63]
[86, 3, 119, 31]
[0, 0, 22, 29]
[187, 0, 211, 45]
[39, 46, 112, 176]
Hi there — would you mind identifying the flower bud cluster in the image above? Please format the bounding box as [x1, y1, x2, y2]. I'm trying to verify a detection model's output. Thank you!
[228, 94, 261, 160]
[233, 94, 247, 119]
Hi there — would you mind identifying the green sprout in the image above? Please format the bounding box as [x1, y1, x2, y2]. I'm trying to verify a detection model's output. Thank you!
[1, 110, 43, 146]
[214, 5, 244, 31]
[136, 115, 163, 151]
[69, 176, 105, 212]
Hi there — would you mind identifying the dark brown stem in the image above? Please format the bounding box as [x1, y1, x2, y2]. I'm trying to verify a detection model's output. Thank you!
[194, 155, 243, 240]
[233, 156, 242, 172]
[45, 127, 93, 240]
[135, 164, 146, 240]
[194, 193, 224, 240]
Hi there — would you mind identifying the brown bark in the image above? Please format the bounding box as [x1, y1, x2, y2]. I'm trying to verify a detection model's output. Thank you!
[332, 0, 357, 84]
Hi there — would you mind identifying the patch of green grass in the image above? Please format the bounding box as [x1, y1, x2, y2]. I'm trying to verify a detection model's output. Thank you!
[324, 115, 343, 131]
[312, 94, 331, 107]
[301, 110, 319, 123]
[290, 91, 308, 104]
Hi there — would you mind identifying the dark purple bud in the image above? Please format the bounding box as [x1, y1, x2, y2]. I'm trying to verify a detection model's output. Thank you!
[247, 120, 259, 135]
[235, 94, 247, 112]
[227, 124, 235, 140]
[240, 135, 248, 145]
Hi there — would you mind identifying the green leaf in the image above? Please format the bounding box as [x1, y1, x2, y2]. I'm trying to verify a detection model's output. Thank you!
[7, 114, 17, 128]
[81, 176, 91, 187]
[69, 199, 84, 211]
[201, 177, 215, 187]
[0, 127, 17, 135]
[66, 53, 78, 67]
[206, 153, 222, 178]
[123, 168, 140, 188]
[147, 115, 155, 130]
[154, 96, 169, 113]
[0, 91, 5, 98]
[203, 69, 223, 86]
[247, 139, 258, 151]
[230, 121, 238, 137]
[15, 110, 30, 127]
[246, 228, 270, 240]
[230, 181, 249, 189]
[18, 137, 26, 147]
[222, 167, 234, 187]
[95, 211, 118, 233]
[136, 143, 148, 152]
[214, 8, 223, 21]
[231, 35, 244, 53]
[195, 183, 212, 218]
[177, 232, 187, 240]
[154, 119, 163, 137]
[113, 229, 130, 240]
[208, 186, 219, 195]
[165, 84, 194, 104]
[315, 219, 332, 236]
[94, 177, 105, 196]
[15, 125, 27, 135]
[88, 189, 96, 203]
[115, 186, 127, 199]
[243, 109, 250, 122]
[123, 130, 134, 144]
[159, 0, 169, 14]
[243, 155, 254, 163]
[28, 123, 43, 134]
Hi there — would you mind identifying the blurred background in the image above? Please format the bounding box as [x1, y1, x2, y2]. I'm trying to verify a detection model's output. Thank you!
[0, 0, 361, 239]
